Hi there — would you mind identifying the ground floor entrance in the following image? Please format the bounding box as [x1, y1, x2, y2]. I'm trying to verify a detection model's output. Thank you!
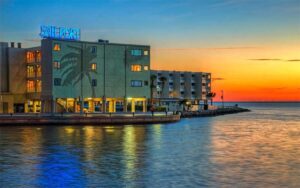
[46, 97, 147, 113]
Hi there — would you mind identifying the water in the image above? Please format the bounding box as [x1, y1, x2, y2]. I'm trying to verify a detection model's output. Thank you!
[0, 103, 299, 187]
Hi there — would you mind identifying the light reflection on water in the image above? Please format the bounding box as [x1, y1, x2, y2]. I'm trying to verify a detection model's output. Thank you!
[0, 103, 300, 187]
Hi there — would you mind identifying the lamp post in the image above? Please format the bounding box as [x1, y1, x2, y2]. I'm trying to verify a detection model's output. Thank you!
[221, 90, 224, 108]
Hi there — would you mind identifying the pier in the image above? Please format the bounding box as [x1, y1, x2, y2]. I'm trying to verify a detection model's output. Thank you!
[0, 113, 180, 125]
[181, 107, 250, 118]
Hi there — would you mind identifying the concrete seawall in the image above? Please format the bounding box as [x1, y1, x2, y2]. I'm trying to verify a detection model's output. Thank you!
[0, 114, 181, 125]
[181, 107, 250, 118]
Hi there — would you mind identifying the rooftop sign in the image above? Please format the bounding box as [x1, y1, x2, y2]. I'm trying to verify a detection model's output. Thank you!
[40, 25, 80, 41]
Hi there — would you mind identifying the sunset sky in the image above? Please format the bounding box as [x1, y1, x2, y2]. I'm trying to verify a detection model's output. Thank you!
[0, 0, 299, 101]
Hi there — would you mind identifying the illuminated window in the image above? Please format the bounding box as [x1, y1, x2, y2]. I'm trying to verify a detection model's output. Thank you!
[27, 66, 35, 77]
[143, 65, 149, 71]
[131, 49, 142, 56]
[26, 51, 35, 63]
[92, 79, 97, 86]
[144, 50, 149, 56]
[131, 65, 142, 72]
[53, 43, 61, 51]
[36, 65, 41, 77]
[36, 51, 41, 62]
[131, 80, 142, 87]
[36, 80, 42, 92]
[54, 78, 61, 86]
[27, 80, 35, 92]
[53, 61, 61, 69]
[91, 63, 97, 71]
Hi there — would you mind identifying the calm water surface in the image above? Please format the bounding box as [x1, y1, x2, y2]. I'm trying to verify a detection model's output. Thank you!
[1, 103, 300, 187]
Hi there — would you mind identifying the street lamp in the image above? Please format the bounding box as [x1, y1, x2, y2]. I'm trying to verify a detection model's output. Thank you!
[221, 90, 224, 108]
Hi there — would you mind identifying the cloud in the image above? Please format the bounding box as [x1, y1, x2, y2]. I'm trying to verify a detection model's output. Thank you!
[249, 58, 282, 61]
[248, 58, 300, 62]
[258, 87, 286, 91]
[153, 46, 260, 51]
[212, 77, 225, 81]
[25, 39, 41, 43]
[287, 59, 300, 62]
[210, 0, 247, 8]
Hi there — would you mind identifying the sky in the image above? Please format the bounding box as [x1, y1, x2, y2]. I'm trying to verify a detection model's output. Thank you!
[0, 0, 299, 101]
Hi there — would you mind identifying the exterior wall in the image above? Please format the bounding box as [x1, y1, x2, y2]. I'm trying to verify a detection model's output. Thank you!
[0, 42, 30, 113]
[8, 48, 26, 94]
[0, 42, 9, 92]
[126, 46, 150, 98]
[41, 39, 150, 113]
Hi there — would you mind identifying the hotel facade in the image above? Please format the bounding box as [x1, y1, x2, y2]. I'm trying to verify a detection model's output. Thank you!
[0, 26, 212, 114]
[151, 70, 212, 109]
[0, 37, 150, 113]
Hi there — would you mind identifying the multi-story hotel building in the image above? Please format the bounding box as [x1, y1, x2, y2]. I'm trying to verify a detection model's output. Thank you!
[0, 37, 150, 113]
[0, 26, 213, 114]
[151, 70, 211, 105]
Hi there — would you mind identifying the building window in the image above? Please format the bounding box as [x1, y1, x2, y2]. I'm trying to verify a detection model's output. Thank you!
[131, 49, 142, 56]
[180, 74, 184, 77]
[36, 51, 41, 62]
[180, 83, 184, 86]
[26, 51, 35, 63]
[144, 50, 149, 56]
[91, 63, 97, 71]
[169, 82, 173, 86]
[202, 92, 206, 95]
[192, 83, 195, 86]
[54, 78, 61, 86]
[131, 80, 143, 87]
[131, 65, 142, 72]
[92, 79, 97, 86]
[53, 43, 61, 51]
[36, 80, 42, 92]
[144, 81, 148, 86]
[143, 65, 149, 71]
[91, 46, 97, 54]
[169, 73, 173, 77]
[192, 91, 195, 95]
[53, 61, 61, 69]
[27, 80, 35, 92]
[202, 83, 206, 86]
[36, 65, 41, 77]
[180, 91, 184, 94]
[27, 65, 35, 77]
[192, 74, 195, 77]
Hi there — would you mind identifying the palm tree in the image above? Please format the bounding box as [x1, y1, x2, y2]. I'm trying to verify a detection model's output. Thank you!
[159, 76, 167, 97]
[59, 45, 97, 97]
[150, 74, 157, 104]
[206, 92, 216, 105]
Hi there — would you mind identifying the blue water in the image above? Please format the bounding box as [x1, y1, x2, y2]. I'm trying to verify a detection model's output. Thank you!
[0, 103, 299, 187]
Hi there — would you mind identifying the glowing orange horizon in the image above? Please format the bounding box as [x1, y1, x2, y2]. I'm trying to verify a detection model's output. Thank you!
[151, 45, 300, 102]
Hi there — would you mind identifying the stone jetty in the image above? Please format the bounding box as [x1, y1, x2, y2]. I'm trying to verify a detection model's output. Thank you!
[181, 107, 250, 118]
